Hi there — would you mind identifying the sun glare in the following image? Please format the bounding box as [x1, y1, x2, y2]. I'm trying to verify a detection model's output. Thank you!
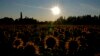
[51, 6, 61, 15]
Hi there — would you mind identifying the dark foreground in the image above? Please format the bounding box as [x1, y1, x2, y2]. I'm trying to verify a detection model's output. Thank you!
[0, 25, 100, 56]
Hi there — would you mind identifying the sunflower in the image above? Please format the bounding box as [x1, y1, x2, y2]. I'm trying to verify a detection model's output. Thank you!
[44, 35, 59, 49]
[13, 37, 24, 49]
[24, 41, 40, 55]
[65, 37, 80, 50]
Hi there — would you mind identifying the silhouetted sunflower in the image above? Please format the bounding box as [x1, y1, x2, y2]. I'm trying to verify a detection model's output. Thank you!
[65, 37, 80, 50]
[13, 37, 24, 49]
[24, 41, 40, 55]
[44, 35, 59, 49]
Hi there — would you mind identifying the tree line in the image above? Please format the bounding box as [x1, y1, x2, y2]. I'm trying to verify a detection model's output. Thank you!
[0, 17, 38, 25]
[0, 15, 100, 25]
[54, 15, 100, 25]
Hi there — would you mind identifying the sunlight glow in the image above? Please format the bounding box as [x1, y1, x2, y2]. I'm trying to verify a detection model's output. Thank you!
[51, 6, 61, 15]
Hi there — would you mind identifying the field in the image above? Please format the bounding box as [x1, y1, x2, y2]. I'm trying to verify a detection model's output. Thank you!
[0, 25, 100, 56]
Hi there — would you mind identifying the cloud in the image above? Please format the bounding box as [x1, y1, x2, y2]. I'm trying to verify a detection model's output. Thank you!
[15, 3, 50, 10]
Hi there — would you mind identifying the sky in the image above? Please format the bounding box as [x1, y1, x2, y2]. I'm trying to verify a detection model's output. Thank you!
[0, 0, 100, 21]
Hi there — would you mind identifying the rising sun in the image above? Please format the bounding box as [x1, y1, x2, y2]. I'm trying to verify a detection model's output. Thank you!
[51, 6, 61, 15]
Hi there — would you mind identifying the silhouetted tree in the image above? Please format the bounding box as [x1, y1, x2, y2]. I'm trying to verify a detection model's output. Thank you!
[0, 17, 14, 24]
[55, 15, 100, 25]
[14, 17, 38, 24]
[54, 16, 67, 25]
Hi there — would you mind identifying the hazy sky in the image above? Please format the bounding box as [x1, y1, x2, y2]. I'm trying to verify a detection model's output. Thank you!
[0, 0, 100, 21]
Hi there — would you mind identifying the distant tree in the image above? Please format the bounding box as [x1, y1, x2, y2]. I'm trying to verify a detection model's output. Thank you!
[67, 16, 77, 25]
[1, 14, 100, 25]
[54, 16, 66, 25]
[14, 17, 38, 24]
[0, 17, 14, 24]
[55, 15, 100, 25]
